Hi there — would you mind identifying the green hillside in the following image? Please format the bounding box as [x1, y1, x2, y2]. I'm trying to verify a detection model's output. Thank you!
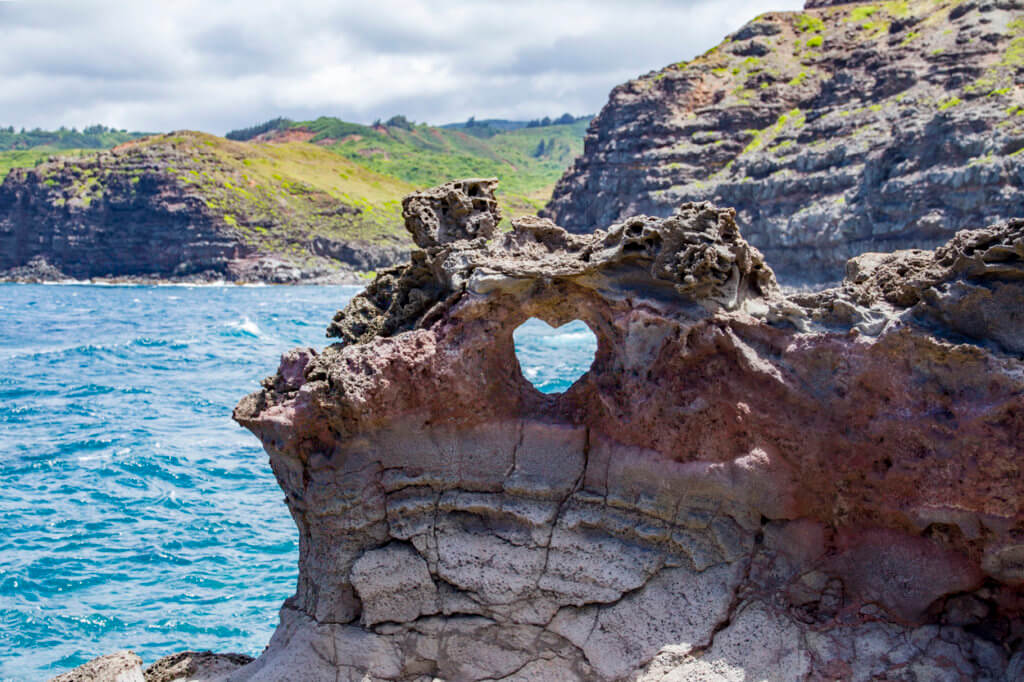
[0, 125, 150, 181]
[0, 124, 147, 150]
[113, 132, 416, 252]
[1, 149, 90, 181]
[0, 117, 590, 276]
[3, 117, 590, 220]
[236, 115, 591, 216]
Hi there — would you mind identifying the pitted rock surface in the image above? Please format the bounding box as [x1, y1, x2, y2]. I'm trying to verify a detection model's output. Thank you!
[224, 180, 1024, 680]
[143, 651, 253, 682]
[49, 651, 145, 682]
[543, 0, 1024, 283]
[401, 178, 502, 249]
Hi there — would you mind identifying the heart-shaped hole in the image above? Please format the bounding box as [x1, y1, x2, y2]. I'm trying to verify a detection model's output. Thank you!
[513, 318, 598, 395]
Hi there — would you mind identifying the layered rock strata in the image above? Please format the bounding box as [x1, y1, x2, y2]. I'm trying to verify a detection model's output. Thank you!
[0, 133, 411, 283]
[544, 0, 1024, 283]
[224, 179, 1024, 680]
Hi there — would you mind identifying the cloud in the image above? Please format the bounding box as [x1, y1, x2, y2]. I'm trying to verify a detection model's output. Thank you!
[0, 0, 803, 133]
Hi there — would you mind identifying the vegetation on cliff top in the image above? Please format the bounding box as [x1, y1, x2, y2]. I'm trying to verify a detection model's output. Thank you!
[3, 116, 590, 262]
[28, 131, 419, 264]
[545, 0, 1024, 283]
[226, 115, 590, 216]
[0, 124, 148, 151]
[631, 0, 1024, 162]
[0, 125, 152, 181]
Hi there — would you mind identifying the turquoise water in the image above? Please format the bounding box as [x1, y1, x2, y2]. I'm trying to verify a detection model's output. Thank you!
[513, 318, 598, 394]
[0, 284, 597, 681]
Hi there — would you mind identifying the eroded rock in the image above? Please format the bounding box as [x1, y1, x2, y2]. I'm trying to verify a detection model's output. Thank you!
[49, 651, 145, 682]
[543, 0, 1024, 283]
[402, 178, 501, 248]
[222, 180, 1024, 680]
[144, 651, 253, 682]
[350, 543, 440, 626]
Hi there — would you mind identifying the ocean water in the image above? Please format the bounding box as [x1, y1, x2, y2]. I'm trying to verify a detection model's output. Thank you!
[512, 318, 598, 394]
[0, 283, 598, 681]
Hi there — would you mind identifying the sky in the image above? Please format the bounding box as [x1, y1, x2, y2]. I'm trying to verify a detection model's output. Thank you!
[0, 0, 804, 134]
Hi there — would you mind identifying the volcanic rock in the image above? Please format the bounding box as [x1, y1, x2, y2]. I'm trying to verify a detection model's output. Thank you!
[402, 178, 502, 248]
[143, 651, 254, 682]
[0, 132, 410, 283]
[544, 0, 1024, 283]
[223, 180, 1024, 680]
[50, 651, 145, 682]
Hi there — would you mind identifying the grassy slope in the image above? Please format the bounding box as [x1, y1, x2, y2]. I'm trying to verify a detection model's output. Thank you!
[3, 120, 589, 269]
[280, 117, 590, 217]
[0, 127, 150, 180]
[4, 118, 589, 220]
[121, 132, 417, 257]
[0, 149, 96, 181]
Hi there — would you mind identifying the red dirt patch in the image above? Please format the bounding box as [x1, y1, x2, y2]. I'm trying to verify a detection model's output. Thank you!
[357, 147, 389, 159]
[256, 129, 316, 144]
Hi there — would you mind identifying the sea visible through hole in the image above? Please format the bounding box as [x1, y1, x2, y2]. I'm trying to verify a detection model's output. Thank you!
[0, 283, 601, 680]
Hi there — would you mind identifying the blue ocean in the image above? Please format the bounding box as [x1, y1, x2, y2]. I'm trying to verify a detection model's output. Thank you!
[0, 283, 596, 681]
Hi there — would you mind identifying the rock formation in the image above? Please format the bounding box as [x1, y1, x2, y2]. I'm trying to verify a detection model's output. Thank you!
[50, 650, 252, 682]
[217, 179, 1024, 680]
[51, 651, 146, 682]
[543, 0, 1024, 283]
[0, 132, 410, 283]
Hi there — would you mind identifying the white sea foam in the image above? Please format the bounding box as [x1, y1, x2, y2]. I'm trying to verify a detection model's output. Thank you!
[226, 316, 261, 337]
[549, 331, 597, 345]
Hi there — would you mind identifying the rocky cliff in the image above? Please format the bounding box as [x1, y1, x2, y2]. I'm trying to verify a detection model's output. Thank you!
[0, 132, 411, 283]
[543, 0, 1024, 283]
[118, 177, 1024, 681]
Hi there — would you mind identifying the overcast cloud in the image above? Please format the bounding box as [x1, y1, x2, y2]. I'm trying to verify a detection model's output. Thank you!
[0, 0, 803, 134]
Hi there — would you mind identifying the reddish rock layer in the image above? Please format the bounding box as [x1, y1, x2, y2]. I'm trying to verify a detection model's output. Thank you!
[223, 180, 1024, 680]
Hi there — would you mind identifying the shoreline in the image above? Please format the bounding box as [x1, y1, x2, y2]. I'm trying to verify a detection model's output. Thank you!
[0, 273, 374, 287]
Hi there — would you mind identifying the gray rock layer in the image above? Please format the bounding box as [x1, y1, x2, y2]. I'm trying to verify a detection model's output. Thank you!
[543, 0, 1024, 283]
[224, 182, 1024, 680]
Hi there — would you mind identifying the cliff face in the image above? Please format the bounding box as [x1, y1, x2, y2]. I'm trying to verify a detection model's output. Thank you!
[225, 180, 1024, 680]
[543, 0, 1024, 283]
[0, 154, 246, 281]
[0, 132, 411, 283]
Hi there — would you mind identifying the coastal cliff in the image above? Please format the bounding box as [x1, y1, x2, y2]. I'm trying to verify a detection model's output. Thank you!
[0, 116, 591, 284]
[543, 0, 1024, 283]
[0, 132, 411, 283]
[156, 178, 1024, 680]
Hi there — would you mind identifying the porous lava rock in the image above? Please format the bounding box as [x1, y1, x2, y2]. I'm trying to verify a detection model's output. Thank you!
[402, 178, 501, 248]
[223, 180, 1024, 680]
[544, 0, 1024, 283]
[50, 651, 145, 682]
[143, 651, 254, 682]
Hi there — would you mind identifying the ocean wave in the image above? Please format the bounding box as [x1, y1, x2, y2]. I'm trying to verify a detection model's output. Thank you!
[0, 282, 596, 679]
[223, 316, 262, 337]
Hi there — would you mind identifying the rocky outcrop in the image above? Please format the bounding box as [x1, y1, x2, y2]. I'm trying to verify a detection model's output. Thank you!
[0, 152, 245, 281]
[216, 179, 1024, 680]
[143, 651, 253, 681]
[544, 0, 1024, 283]
[804, 0, 859, 8]
[48, 650, 252, 682]
[51, 651, 145, 682]
[0, 133, 411, 283]
[402, 178, 502, 248]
